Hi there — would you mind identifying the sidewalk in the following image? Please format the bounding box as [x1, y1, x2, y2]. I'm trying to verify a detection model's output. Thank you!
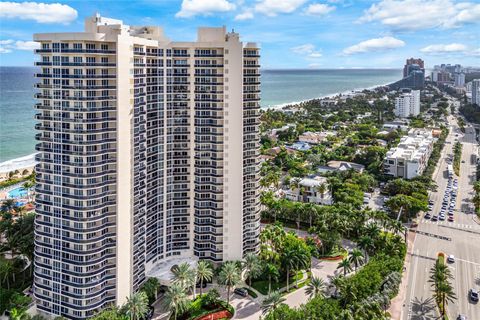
[388, 227, 416, 319]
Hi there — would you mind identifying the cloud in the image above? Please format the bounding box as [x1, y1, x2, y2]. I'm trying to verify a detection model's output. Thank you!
[255, 0, 307, 16]
[342, 36, 405, 55]
[304, 3, 336, 15]
[176, 0, 236, 18]
[291, 43, 322, 58]
[309, 63, 321, 68]
[359, 0, 480, 31]
[0, 39, 40, 54]
[0, 2, 77, 24]
[420, 43, 468, 55]
[235, 10, 254, 20]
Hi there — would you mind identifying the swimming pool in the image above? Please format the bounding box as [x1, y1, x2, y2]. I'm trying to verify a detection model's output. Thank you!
[7, 187, 28, 198]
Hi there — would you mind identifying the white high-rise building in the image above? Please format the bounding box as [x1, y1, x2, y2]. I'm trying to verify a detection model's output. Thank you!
[394, 90, 420, 118]
[473, 79, 480, 106]
[454, 73, 465, 88]
[33, 14, 260, 319]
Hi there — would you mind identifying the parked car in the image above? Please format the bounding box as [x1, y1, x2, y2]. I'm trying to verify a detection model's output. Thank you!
[469, 288, 479, 302]
[456, 315, 467, 320]
[234, 287, 248, 297]
[424, 213, 431, 219]
[432, 215, 439, 221]
[447, 255, 455, 263]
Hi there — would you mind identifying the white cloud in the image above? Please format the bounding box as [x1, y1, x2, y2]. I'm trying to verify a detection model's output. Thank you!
[359, 0, 480, 31]
[304, 3, 336, 15]
[14, 40, 40, 51]
[255, 0, 307, 16]
[420, 43, 468, 54]
[0, 2, 77, 24]
[235, 10, 254, 20]
[309, 63, 321, 68]
[291, 43, 322, 58]
[0, 39, 40, 54]
[176, 0, 236, 18]
[342, 36, 405, 55]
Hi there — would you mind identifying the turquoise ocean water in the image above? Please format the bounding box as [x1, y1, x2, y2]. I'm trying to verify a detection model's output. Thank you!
[0, 67, 401, 162]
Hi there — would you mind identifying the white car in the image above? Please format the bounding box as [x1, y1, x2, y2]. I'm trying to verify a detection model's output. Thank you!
[447, 255, 455, 263]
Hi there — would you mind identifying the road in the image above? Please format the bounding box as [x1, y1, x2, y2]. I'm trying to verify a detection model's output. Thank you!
[402, 99, 480, 320]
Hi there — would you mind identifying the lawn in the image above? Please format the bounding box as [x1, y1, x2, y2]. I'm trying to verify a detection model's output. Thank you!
[252, 271, 304, 295]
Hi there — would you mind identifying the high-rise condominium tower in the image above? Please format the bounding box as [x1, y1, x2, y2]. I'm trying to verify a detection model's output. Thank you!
[33, 14, 260, 319]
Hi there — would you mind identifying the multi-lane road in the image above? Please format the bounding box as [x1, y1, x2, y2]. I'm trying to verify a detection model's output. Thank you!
[402, 100, 480, 320]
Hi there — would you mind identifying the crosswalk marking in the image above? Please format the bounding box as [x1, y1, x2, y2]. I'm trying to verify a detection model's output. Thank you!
[419, 219, 480, 230]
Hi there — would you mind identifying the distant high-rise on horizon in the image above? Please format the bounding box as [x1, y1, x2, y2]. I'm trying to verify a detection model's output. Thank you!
[389, 57, 425, 90]
[33, 14, 260, 319]
[403, 58, 425, 78]
[473, 79, 480, 106]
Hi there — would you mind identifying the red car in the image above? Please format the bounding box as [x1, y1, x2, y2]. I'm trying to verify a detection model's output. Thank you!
[448, 216, 454, 222]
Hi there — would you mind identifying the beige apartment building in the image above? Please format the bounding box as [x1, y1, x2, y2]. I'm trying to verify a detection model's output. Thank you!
[33, 14, 260, 319]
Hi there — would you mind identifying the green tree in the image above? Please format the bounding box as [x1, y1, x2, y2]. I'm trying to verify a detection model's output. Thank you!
[264, 263, 280, 294]
[171, 262, 195, 297]
[163, 283, 189, 320]
[141, 278, 160, 304]
[348, 249, 364, 272]
[305, 276, 325, 299]
[218, 261, 241, 305]
[261, 291, 286, 319]
[242, 253, 261, 289]
[124, 292, 149, 320]
[337, 258, 352, 277]
[196, 260, 213, 296]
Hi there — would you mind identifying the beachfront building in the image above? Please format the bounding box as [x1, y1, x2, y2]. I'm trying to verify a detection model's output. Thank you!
[383, 129, 435, 179]
[394, 90, 420, 118]
[33, 14, 260, 319]
[284, 176, 332, 205]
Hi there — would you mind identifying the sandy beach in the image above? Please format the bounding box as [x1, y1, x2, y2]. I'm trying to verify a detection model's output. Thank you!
[0, 153, 37, 181]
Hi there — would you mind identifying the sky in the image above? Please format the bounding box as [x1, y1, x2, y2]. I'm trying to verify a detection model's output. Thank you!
[0, 0, 479, 69]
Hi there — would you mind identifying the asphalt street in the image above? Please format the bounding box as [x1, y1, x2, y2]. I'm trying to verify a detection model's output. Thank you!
[402, 101, 480, 320]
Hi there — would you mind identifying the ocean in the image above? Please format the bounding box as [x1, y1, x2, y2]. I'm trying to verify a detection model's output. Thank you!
[0, 66, 402, 165]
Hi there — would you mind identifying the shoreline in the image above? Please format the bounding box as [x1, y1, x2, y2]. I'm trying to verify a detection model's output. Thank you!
[260, 81, 392, 110]
[0, 153, 37, 175]
[0, 81, 392, 173]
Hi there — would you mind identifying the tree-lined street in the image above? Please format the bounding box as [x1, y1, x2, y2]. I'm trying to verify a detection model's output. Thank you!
[402, 98, 480, 320]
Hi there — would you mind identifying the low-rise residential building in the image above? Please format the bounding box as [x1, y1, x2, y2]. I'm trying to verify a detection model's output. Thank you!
[383, 129, 435, 179]
[394, 90, 420, 118]
[317, 161, 365, 174]
[382, 121, 409, 132]
[284, 176, 333, 205]
[290, 141, 311, 151]
[268, 124, 296, 141]
[298, 131, 336, 144]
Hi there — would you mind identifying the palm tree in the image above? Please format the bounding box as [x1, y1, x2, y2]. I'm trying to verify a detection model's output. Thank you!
[305, 276, 325, 299]
[357, 236, 374, 262]
[142, 278, 160, 303]
[1, 199, 18, 213]
[264, 263, 280, 294]
[22, 181, 34, 202]
[196, 260, 213, 296]
[337, 258, 352, 276]
[281, 249, 297, 292]
[218, 261, 241, 305]
[348, 249, 364, 272]
[261, 291, 286, 318]
[0, 259, 15, 289]
[317, 183, 327, 200]
[163, 283, 189, 320]
[242, 253, 261, 288]
[436, 281, 457, 317]
[171, 262, 195, 296]
[124, 291, 149, 320]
